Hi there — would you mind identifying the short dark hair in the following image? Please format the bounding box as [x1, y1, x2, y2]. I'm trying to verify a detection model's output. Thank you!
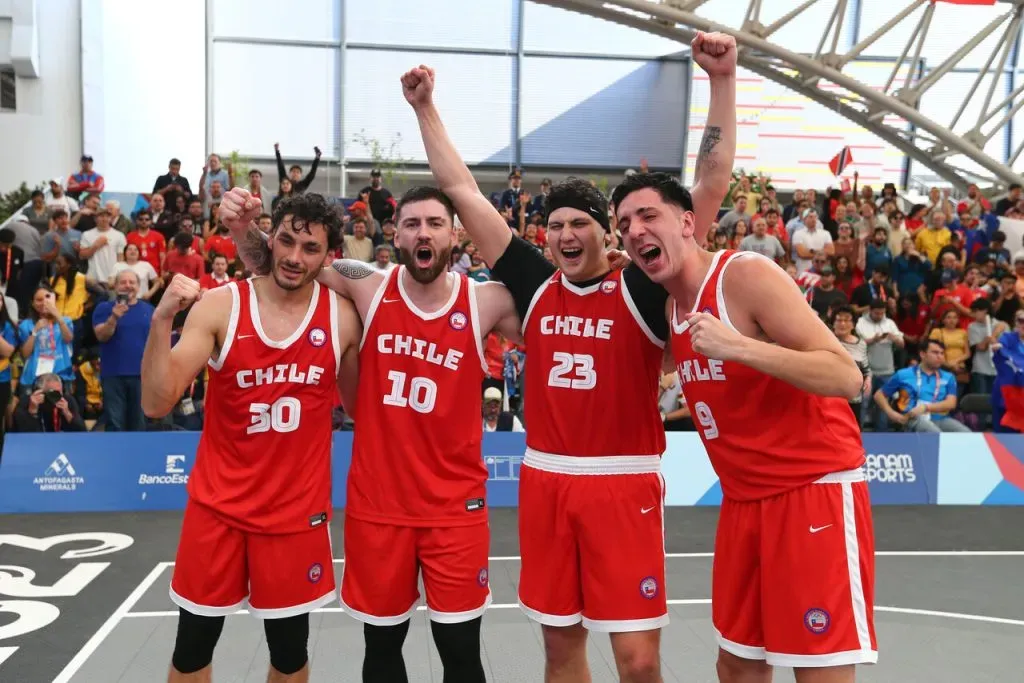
[289, 164, 302, 173]
[925, 338, 945, 352]
[395, 186, 456, 224]
[170, 158, 181, 166]
[258, 213, 272, 221]
[971, 297, 992, 312]
[271, 192, 344, 252]
[831, 304, 856, 320]
[136, 209, 152, 220]
[189, 198, 202, 207]
[610, 172, 692, 215]
[51, 209, 68, 220]
[1011, 183, 1022, 191]
[869, 298, 886, 310]
[993, 230, 1007, 242]
[31, 190, 43, 199]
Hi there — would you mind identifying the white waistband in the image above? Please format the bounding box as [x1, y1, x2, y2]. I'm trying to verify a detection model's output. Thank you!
[813, 468, 865, 484]
[523, 449, 661, 475]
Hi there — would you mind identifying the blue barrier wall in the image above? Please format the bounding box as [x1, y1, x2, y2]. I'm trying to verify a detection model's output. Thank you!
[1, 432, 1023, 514]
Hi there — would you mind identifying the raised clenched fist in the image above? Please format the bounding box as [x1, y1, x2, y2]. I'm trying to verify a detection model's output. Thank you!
[692, 31, 737, 78]
[220, 187, 263, 232]
[155, 274, 202, 321]
[401, 65, 436, 109]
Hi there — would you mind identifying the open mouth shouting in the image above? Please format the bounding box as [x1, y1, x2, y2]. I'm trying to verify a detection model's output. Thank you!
[414, 245, 435, 269]
[560, 245, 584, 266]
[638, 244, 663, 269]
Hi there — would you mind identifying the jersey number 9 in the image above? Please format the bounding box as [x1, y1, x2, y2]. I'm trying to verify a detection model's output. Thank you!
[693, 401, 719, 440]
[547, 352, 596, 390]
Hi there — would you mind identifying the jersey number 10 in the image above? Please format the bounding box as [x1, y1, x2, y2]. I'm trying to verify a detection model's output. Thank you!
[384, 370, 438, 414]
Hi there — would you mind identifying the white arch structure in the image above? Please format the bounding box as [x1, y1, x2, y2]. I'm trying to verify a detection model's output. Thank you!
[535, 0, 1024, 190]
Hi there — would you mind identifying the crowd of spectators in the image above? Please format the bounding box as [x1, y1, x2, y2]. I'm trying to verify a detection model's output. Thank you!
[0, 146, 1016, 442]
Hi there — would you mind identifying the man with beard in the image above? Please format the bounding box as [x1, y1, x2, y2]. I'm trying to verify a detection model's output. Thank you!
[613, 170, 876, 680]
[223, 184, 520, 683]
[401, 31, 735, 683]
[141, 193, 362, 683]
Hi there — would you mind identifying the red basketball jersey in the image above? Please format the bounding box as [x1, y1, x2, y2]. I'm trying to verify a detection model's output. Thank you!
[670, 250, 865, 501]
[522, 269, 665, 457]
[347, 267, 488, 527]
[189, 279, 341, 534]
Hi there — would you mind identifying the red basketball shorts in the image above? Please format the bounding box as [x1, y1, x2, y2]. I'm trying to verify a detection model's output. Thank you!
[340, 517, 491, 625]
[713, 471, 878, 667]
[170, 499, 337, 618]
[518, 450, 668, 633]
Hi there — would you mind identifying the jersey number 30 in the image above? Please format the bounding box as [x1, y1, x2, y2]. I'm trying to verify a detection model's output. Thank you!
[248, 398, 301, 435]
[548, 352, 596, 390]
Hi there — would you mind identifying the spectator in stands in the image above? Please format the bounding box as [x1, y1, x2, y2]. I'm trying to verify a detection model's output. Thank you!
[875, 339, 970, 433]
[962, 184, 991, 218]
[718, 194, 750, 235]
[49, 253, 88, 347]
[152, 157, 193, 210]
[924, 187, 954, 224]
[66, 155, 105, 199]
[808, 264, 847, 321]
[373, 217, 397, 252]
[343, 217, 373, 262]
[176, 216, 203, 254]
[125, 210, 166, 275]
[274, 143, 321, 193]
[257, 213, 273, 235]
[18, 190, 51, 234]
[728, 219, 748, 249]
[931, 269, 974, 329]
[926, 251, 960, 294]
[201, 180, 225, 219]
[968, 298, 1005, 396]
[832, 220, 863, 270]
[856, 299, 904, 430]
[500, 169, 525, 223]
[70, 193, 101, 232]
[92, 270, 153, 432]
[11, 372, 85, 433]
[915, 210, 952, 264]
[370, 244, 396, 274]
[530, 177, 552, 215]
[272, 178, 294, 212]
[851, 263, 894, 316]
[886, 210, 910, 256]
[864, 226, 892, 279]
[991, 271, 1021, 325]
[148, 193, 175, 240]
[41, 209, 81, 265]
[4, 218, 39, 309]
[79, 206, 127, 295]
[0, 295, 17, 451]
[75, 350, 103, 422]
[46, 178, 79, 215]
[482, 386, 523, 432]
[163, 232, 204, 282]
[105, 200, 132, 235]
[360, 169, 395, 225]
[244, 169, 269, 214]
[185, 197, 205, 232]
[930, 309, 970, 391]
[792, 209, 833, 274]
[783, 189, 804, 224]
[18, 286, 75, 400]
[832, 255, 861, 300]
[203, 219, 237, 265]
[859, 202, 887, 236]
[110, 244, 160, 300]
[200, 254, 232, 290]
[200, 154, 231, 197]
[0, 229, 25, 309]
[995, 184, 1021, 217]
[468, 251, 490, 282]
[832, 305, 868, 425]
[973, 230, 1011, 269]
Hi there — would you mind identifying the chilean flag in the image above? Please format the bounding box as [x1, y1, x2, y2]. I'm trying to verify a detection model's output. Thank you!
[828, 146, 853, 177]
[993, 331, 1024, 431]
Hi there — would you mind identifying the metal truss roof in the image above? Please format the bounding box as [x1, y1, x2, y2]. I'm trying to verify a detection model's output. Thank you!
[536, 0, 1024, 190]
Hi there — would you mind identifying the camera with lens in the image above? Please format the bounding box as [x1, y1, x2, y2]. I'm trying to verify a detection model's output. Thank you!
[43, 389, 63, 405]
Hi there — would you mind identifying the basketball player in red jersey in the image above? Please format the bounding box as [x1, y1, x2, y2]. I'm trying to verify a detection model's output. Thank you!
[224, 184, 520, 681]
[402, 34, 736, 683]
[613, 169, 877, 678]
[141, 193, 361, 683]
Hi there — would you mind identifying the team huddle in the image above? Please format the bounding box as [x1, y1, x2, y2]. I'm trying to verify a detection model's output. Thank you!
[140, 32, 877, 683]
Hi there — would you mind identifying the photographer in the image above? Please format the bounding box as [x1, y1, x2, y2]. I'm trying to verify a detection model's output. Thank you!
[12, 373, 86, 432]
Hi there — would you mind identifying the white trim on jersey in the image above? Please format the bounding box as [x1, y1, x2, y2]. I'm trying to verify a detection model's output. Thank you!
[560, 276, 602, 296]
[582, 613, 670, 633]
[248, 589, 338, 620]
[842, 480, 874, 655]
[397, 265, 460, 321]
[671, 249, 726, 335]
[168, 585, 246, 618]
[248, 279, 321, 349]
[715, 251, 763, 334]
[428, 590, 493, 624]
[521, 275, 554, 336]
[360, 267, 393, 351]
[517, 599, 583, 628]
[467, 280, 490, 374]
[208, 281, 240, 370]
[524, 448, 661, 475]
[329, 290, 342, 376]
[339, 594, 417, 627]
[620, 273, 665, 349]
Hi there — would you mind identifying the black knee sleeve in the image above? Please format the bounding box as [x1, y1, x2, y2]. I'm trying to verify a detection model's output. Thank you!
[171, 608, 224, 674]
[431, 617, 486, 683]
[363, 620, 410, 683]
[264, 613, 310, 675]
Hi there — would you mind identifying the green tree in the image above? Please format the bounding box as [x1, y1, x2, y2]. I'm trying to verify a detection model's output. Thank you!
[351, 130, 411, 188]
[0, 182, 41, 224]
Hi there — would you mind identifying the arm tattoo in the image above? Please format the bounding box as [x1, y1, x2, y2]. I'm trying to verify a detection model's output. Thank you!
[694, 125, 722, 181]
[240, 228, 272, 276]
[332, 259, 376, 280]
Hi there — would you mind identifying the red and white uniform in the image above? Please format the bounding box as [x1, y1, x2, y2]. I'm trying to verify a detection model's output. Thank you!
[170, 279, 341, 619]
[341, 267, 491, 625]
[671, 250, 876, 667]
[518, 269, 668, 632]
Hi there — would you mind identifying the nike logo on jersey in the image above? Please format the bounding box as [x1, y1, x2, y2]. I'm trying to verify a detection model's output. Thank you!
[641, 506, 655, 514]
[377, 333, 464, 371]
[540, 315, 614, 340]
[237, 334, 253, 339]
[382, 297, 400, 304]
[809, 524, 833, 534]
[677, 358, 726, 384]
[236, 363, 326, 388]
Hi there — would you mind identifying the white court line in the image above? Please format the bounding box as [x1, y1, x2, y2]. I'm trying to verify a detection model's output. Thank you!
[122, 600, 1024, 628]
[51, 561, 172, 683]
[0, 647, 18, 668]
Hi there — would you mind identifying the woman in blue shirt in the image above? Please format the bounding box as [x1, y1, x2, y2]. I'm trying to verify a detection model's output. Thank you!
[0, 296, 18, 454]
[18, 286, 75, 401]
[891, 237, 931, 299]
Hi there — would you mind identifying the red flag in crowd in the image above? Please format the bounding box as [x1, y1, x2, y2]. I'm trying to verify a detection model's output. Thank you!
[828, 146, 853, 177]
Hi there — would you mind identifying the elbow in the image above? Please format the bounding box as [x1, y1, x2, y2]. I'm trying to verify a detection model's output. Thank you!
[141, 394, 172, 419]
[840, 362, 863, 401]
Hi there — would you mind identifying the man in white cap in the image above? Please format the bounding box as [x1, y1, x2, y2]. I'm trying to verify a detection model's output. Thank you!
[46, 178, 79, 215]
[482, 386, 522, 433]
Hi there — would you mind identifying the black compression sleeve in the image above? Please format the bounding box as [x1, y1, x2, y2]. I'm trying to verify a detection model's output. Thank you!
[489, 236, 557, 322]
[622, 263, 670, 342]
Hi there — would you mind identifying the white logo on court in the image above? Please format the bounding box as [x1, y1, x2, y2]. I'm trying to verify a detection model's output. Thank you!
[809, 524, 833, 534]
[641, 506, 655, 514]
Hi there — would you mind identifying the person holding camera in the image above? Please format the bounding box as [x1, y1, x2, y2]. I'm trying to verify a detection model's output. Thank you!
[92, 269, 154, 431]
[18, 285, 76, 402]
[12, 372, 85, 432]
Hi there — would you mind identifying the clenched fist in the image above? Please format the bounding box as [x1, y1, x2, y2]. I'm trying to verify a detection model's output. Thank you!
[220, 187, 263, 232]
[155, 274, 202, 321]
[692, 31, 737, 78]
[401, 65, 435, 109]
[681, 311, 746, 361]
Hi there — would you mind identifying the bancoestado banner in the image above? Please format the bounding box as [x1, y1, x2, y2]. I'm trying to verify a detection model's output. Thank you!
[0, 431, 1022, 514]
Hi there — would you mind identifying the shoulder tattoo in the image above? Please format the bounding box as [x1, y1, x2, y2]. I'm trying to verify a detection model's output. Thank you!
[332, 260, 375, 280]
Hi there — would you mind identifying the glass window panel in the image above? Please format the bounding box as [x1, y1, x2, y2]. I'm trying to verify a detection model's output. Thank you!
[212, 0, 340, 42]
[523, 2, 686, 58]
[344, 50, 514, 165]
[345, 0, 516, 51]
[520, 57, 687, 168]
[694, 0, 856, 52]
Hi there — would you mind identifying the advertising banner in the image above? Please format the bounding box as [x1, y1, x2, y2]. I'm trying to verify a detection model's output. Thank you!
[862, 433, 939, 504]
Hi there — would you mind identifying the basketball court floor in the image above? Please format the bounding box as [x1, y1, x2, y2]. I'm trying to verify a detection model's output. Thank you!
[2, 506, 1022, 682]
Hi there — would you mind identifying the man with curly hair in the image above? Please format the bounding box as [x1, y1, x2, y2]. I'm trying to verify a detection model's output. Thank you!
[141, 192, 363, 683]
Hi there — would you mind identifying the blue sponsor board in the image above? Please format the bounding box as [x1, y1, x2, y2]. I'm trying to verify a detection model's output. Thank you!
[862, 433, 939, 504]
